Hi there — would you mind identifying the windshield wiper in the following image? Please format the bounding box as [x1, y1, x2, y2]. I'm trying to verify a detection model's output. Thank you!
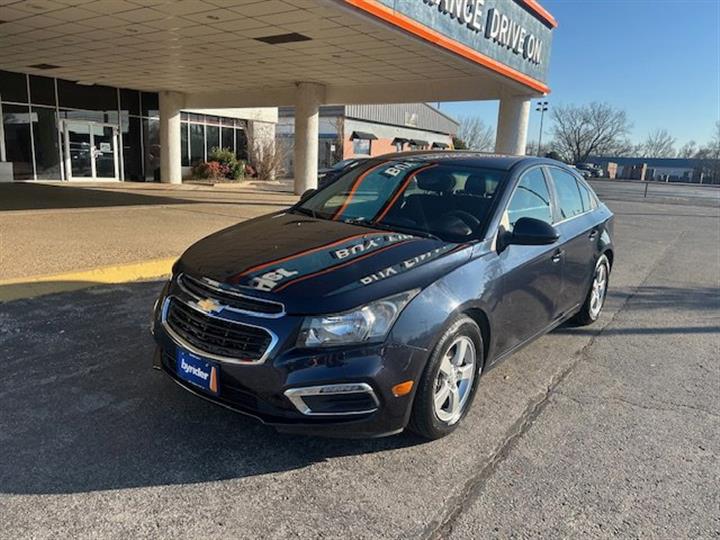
[342, 218, 442, 241]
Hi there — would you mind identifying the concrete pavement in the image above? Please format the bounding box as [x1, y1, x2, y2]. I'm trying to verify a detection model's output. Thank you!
[0, 182, 297, 281]
[0, 184, 718, 539]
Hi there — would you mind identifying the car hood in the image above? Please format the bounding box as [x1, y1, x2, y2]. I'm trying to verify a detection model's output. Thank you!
[175, 212, 472, 314]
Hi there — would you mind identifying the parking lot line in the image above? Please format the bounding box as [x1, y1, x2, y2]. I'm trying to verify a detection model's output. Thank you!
[0, 257, 175, 303]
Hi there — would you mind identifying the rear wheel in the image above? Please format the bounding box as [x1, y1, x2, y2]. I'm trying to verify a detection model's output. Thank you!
[572, 254, 610, 326]
[408, 315, 483, 440]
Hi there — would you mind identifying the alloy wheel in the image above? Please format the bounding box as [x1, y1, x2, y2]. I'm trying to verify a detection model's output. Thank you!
[433, 336, 477, 425]
[589, 261, 608, 319]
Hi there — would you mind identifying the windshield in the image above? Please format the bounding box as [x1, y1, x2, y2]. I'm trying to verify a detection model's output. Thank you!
[295, 160, 507, 241]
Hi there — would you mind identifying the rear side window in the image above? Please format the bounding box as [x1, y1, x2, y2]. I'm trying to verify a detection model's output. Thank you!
[505, 168, 553, 231]
[550, 168, 585, 220]
[576, 179, 597, 211]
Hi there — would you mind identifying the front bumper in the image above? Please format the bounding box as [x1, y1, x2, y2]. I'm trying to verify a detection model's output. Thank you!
[151, 284, 428, 438]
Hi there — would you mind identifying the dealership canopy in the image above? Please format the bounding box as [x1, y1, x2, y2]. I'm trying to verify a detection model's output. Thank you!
[0, 0, 555, 193]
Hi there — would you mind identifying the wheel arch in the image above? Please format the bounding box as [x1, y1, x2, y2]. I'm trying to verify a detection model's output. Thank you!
[462, 307, 491, 364]
[602, 247, 614, 269]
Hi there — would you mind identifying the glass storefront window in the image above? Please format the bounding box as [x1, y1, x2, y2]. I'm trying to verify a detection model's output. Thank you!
[29, 75, 56, 107]
[143, 117, 160, 182]
[141, 92, 159, 118]
[221, 127, 234, 152]
[353, 138, 371, 155]
[57, 79, 117, 112]
[2, 104, 33, 179]
[122, 116, 143, 181]
[236, 128, 248, 161]
[189, 123, 204, 164]
[0, 70, 28, 103]
[181, 122, 189, 167]
[120, 89, 140, 116]
[31, 106, 60, 179]
[206, 125, 219, 156]
[59, 109, 106, 123]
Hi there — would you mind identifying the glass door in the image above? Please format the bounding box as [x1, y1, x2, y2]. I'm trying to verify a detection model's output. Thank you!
[63, 121, 119, 180]
[92, 124, 118, 179]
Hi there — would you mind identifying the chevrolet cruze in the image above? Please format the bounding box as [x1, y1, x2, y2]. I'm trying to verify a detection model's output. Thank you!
[151, 153, 614, 439]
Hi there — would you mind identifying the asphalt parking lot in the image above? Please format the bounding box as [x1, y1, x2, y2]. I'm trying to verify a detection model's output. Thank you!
[1, 182, 718, 539]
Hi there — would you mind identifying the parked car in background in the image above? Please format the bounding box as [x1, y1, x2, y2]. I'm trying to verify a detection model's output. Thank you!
[576, 163, 605, 178]
[318, 158, 368, 188]
[571, 166, 594, 179]
[152, 152, 614, 439]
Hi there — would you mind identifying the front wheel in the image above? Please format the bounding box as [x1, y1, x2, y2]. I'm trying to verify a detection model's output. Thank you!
[572, 254, 611, 326]
[408, 315, 484, 440]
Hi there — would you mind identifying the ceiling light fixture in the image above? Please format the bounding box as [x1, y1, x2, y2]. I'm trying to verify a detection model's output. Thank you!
[28, 63, 61, 70]
[255, 32, 312, 45]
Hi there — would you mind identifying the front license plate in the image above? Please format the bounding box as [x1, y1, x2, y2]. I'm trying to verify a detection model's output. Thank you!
[176, 349, 220, 396]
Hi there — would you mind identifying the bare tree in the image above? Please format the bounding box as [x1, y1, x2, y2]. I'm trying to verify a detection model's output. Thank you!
[525, 139, 550, 157]
[250, 137, 291, 180]
[639, 129, 676, 158]
[695, 121, 720, 183]
[457, 116, 495, 151]
[550, 102, 632, 163]
[677, 140, 698, 159]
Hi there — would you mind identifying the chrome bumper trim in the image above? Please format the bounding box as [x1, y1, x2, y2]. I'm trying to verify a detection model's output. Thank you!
[284, 383, 380, 416]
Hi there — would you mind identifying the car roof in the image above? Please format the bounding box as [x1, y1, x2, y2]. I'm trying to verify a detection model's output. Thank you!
[366, 150, 561, 171]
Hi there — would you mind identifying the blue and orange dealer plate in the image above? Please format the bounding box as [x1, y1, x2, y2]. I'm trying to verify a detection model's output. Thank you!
[176, 349, 219, 396]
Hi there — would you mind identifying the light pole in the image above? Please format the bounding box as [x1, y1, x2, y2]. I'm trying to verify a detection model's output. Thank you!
[535, 101, 549, 156]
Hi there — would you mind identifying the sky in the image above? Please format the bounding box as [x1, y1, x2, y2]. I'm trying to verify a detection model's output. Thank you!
[438, 0, 720, 149]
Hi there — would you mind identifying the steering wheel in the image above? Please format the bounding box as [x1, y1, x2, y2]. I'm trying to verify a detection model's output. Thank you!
[446, 210, 481, 230]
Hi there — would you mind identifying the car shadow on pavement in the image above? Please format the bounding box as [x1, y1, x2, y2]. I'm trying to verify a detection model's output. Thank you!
[555, 285, 719, 336]
[0, 281, 425, 496]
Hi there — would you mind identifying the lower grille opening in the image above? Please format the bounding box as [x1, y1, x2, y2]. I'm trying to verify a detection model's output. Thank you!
[302, 393, 378, 414]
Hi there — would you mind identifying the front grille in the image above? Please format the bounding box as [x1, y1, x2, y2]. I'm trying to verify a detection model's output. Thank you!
[166, 298, 273, 361]
[179, 274, 283, 316]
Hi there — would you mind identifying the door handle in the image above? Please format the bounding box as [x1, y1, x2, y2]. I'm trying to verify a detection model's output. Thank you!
[588, 229, 598, 240]
[551, 249, 564, 263]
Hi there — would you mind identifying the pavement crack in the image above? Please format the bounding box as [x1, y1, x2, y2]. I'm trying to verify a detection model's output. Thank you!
[423, 232, 683, 540]
[554, 391, 720, 420]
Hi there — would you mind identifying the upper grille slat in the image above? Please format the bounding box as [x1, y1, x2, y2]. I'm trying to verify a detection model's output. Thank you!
[179, 274, 284, 316]
[166, 298, 273, 361]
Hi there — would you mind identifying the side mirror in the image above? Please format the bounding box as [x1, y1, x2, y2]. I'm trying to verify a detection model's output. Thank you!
[300, 188, 317, 201]
[509, 217, 559, 246]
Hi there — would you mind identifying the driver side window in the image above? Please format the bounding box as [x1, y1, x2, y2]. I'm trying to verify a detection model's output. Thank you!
[503, 168, 553, 232]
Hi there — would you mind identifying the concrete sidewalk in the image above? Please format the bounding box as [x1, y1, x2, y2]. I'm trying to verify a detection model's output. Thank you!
[0, 182, 297, 282]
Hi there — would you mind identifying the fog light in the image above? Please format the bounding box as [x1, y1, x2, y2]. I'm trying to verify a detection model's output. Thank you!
[392, 380, 414, 397]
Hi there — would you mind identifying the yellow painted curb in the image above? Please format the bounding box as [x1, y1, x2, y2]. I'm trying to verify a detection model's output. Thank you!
[0, 257, 176, 303]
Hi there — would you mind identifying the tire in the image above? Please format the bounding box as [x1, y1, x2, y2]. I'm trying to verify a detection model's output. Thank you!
[408, 315, 484, 440]
[571, 254, 611, 326]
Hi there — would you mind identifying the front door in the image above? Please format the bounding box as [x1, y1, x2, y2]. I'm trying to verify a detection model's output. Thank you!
[492, 167, 563, 356]
[63, 121, 119, 180]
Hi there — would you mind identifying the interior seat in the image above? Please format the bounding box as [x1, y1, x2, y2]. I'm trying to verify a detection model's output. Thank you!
[456, 173, 496, 221]
[392, 171, 457, 227]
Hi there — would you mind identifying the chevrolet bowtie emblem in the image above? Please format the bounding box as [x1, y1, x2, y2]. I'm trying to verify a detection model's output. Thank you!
[197, 298, 221, 313]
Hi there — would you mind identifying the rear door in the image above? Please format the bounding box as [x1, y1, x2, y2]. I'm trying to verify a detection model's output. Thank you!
[493, 166, 563, 355]
[546, 166, 598, 316]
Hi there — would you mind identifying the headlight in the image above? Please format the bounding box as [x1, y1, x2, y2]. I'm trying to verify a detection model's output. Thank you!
[297, 290, 419, 347]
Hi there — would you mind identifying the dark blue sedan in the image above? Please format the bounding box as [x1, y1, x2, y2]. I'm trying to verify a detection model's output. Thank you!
[151, 152, 613, 439]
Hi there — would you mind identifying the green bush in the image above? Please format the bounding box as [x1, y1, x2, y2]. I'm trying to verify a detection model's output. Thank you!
[192, 148, 245, 181]
[208, 147, 244, 180]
